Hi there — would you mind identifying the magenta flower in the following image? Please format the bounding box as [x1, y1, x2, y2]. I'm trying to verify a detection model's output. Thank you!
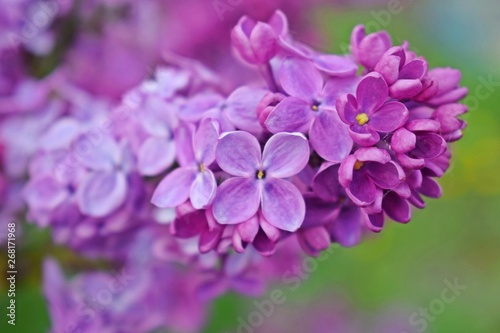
[265, 57, 353, 162]
[339, 148, 403, 209]
[350, 25, 392, 70]
[391, 119, 447, 169]
[337, 73, 409, 146]
[213, 131, 309, 231]
[374, 46, 429, 99]
[152, 118, 220, 209]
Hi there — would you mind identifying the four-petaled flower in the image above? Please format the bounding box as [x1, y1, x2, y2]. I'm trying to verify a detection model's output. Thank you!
[337, 72, 409, 146]
[213, 131, 309, 232]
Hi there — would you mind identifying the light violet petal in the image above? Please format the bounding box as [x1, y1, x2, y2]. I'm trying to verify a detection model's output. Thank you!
[77, 171, 127, 217]
[262, 132, 309, 178]
[151, 168, 197, 208]
[174, 123, 196, 167]
[190, 170, 217, 209]
[194, 118, 220, 165]
[24, 176, 68, 210]
[225, 86, 267, 134]
[138, 137, 175, 176]
[265, 97, 312, 133]
[261, 178, 305, 232]
[279, 57, 323, 101]
[249, 22, 278, 63]
[213, 177, 261, 225]
[310, 111, 353, 163]
[216, 131, 261, 177]
[314, 54, 358, 77]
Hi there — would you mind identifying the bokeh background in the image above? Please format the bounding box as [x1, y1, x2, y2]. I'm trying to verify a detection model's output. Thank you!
[1, 0, 499, 332]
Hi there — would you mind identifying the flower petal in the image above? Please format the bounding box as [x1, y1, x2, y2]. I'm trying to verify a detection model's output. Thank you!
[279, 57, 322, 101]
[225, 86, 267, 133]
[382, 192, 411, 223]
[77, 171, 127, 217]
[365, 161, 401, 189]
[24, 176, 68, 210]
[190, 170, 217, 209]
[312, 163, 343, 202]
[151, 167, 197, 208]
[261, 178, 305, 232]
[314, 54, 358, 77]
[194, 118, 220, 165]
[262, 132, 309, 178]
[137, 137, 175, 176]
[264, 97, 312, 133]
[310, 110, 353, 163]
[216, 131, 261, 177]
[213, 178, 260, 224]
[174, 123, 196, 167]
[369, 101, 409, 132]
[330, 205, 364, 247]
[346, 171, 377, 206]
[356, 73, 388, 114]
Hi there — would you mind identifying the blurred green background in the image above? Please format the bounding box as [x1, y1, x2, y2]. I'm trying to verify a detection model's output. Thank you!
[1, 0, 499, 332]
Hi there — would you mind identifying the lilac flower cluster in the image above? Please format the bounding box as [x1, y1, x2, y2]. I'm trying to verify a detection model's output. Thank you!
[0, 1, 468, 331]
[137, 13, 467, 258]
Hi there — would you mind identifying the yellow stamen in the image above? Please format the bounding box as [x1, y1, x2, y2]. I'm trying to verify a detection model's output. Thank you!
[257, 170, 265, 179]
[355, 113, 369, 126]
[353, 160, 364, 170]
[311, 105, 319, 111]
[199, 163, 205, 173]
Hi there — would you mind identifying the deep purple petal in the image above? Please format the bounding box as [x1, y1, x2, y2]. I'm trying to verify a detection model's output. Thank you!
[216, 131, 261, 177]
[412, 133, 446, 159]
[336, 94, 358, 124]
[382, 192, 411, 223]
[365, 161, 402, 190]
[213, 178, 260, 224]
[420, 176, 442, 198]
[262, 132, 309, 178]
[151, 167, 197, 208]
[298, 227, 330, 257]
[367, 212, 384, 232]
[261, 178, 305, 232]
[346, 171, 377, 206]
[330, 205, 364, 247]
